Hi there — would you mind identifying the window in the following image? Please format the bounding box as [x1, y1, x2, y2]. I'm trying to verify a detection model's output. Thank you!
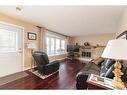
[46, 33, 66, 55]
[51, 38, 55, 54]
[0, 29, 17, 52]
[61, 40, 66, 53]
[55, 39, 60, 54]
[46, 37, 50, 54]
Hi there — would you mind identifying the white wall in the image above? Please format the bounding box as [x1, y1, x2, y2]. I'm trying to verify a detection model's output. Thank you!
[117, 7, 127, 35]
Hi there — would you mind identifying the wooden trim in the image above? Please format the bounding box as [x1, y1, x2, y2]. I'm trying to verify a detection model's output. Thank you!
[80, 45, 105, 49]
[87, 74, 113, 90]
[87, 81, 112, 90]
[116, 30, 127, 39]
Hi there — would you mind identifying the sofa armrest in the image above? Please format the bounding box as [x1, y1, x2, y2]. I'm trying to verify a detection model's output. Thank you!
[46, 61, 59, 68]
[43, 61, 60, 75]
[76, 62, 100, 89]
[76, 72, 89, 82]
[76, 72, 89, 89]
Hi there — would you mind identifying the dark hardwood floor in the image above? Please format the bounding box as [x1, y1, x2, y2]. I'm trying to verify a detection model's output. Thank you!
[0, 59, 85, 89]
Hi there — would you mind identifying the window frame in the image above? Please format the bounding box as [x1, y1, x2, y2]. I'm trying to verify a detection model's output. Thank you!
[46, 34, 67, 56]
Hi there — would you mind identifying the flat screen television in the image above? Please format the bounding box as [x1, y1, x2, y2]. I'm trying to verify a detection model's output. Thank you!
[67, 45, 79, 52]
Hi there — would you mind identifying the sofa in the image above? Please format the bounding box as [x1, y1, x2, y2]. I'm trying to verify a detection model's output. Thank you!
[76, 58, 127, 89]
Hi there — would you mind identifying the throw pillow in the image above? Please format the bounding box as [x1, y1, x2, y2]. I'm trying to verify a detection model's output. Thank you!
[104, 64, 115, 79]
[92, 57, 104, 65]
[105, 59, 115, 69]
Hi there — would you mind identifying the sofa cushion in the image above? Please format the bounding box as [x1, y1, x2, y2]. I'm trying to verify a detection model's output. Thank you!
[100, 59, 115, 77]
[100, 66, 108, 77]
[104, 59, 115, 69]
[89, 63, 101, 71]
[81, 62, 101, 72]
[104, 64, 114, 78]
[92, 57, 104, 65]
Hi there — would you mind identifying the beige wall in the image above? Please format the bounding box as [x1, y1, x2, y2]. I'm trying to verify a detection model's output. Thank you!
[74, 33, 116, 46]
[0, 13, 40, 70]
[73, 33, 116, 59]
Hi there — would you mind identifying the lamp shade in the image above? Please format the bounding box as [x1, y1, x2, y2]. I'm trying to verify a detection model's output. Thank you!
[101, 39, 127, 60]
[27, 42, 37, 49]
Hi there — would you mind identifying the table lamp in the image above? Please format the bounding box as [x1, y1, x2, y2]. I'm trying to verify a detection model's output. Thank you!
[27, 42, 37, 54]
[101, 39, 127, 89]
[27, 42, 37, 71]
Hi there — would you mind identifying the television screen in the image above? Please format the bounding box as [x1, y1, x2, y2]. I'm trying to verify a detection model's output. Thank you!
[74, 45, 79, 52]
[67, 45, 79, 52]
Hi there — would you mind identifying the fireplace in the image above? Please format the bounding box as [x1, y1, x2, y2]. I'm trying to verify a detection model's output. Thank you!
[82, 52, 91, 57]
[81, 48, 92, 58]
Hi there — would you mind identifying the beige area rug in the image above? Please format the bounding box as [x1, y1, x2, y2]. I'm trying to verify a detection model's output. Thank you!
[0, 72, 29, 86]
[32, 70, 58, 79]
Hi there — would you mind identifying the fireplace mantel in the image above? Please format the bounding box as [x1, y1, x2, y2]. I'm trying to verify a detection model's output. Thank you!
[80, 45, 105, 49]
[79, 45, 105, 59]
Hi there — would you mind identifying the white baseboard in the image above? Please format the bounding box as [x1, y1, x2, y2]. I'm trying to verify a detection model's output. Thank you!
[23, 65, 37, 71]
[56, 57, 66, 61]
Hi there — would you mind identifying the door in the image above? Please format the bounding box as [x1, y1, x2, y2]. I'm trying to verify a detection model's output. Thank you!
[0, 23, 23, 77]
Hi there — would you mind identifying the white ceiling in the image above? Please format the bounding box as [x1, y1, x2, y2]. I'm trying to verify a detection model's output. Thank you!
[0, 6, 125, 36]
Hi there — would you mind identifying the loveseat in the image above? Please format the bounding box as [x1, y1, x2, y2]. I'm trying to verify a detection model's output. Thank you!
[76, 58, 127, 89]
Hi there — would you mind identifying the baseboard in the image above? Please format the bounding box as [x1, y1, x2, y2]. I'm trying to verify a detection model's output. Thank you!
[56, 57, 66, 61]
[23, 65, 37, 71]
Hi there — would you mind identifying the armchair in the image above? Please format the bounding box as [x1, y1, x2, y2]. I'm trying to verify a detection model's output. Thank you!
[32, 51, 60, 75]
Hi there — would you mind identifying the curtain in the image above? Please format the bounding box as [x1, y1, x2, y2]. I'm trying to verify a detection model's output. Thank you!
[42, 28, 47, 52]
[38, 26, 47, 52]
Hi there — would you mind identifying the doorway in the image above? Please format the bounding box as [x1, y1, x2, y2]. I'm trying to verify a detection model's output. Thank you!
[0, 22, 24, 77]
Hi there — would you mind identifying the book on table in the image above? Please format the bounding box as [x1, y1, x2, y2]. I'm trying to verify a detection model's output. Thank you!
[89, 74, 115, 89]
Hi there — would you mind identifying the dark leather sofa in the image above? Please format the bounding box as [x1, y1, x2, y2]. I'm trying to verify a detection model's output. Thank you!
[76, 58, 127, 89]
[32, 51, 60, 75]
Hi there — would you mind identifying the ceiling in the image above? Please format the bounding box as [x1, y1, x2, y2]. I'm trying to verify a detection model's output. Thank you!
[0, 6, 125, 36]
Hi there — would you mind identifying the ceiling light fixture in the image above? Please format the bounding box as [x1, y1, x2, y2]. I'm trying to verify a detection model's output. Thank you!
[16, 5, 22, 11]
[16, 5, 23, 15]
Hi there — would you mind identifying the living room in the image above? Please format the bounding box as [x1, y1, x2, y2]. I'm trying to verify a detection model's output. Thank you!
[0, 1, 127, 95]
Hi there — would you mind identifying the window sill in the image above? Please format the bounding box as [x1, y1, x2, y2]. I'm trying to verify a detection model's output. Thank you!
[48, 52, 67, 57]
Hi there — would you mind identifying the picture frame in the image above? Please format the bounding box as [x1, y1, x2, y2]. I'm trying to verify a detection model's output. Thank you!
[116, 30, 127, 40]
[28, 32, 37, 40]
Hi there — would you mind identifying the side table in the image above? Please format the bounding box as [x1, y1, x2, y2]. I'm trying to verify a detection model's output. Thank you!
[87, 74, 115, 90]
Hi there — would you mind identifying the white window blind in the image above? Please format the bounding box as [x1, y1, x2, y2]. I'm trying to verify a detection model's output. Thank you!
[0, 29, 17, 52]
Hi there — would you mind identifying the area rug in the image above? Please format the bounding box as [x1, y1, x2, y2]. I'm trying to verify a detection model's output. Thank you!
[32, 70, 58, 79]
[0, 72, 29, 86]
